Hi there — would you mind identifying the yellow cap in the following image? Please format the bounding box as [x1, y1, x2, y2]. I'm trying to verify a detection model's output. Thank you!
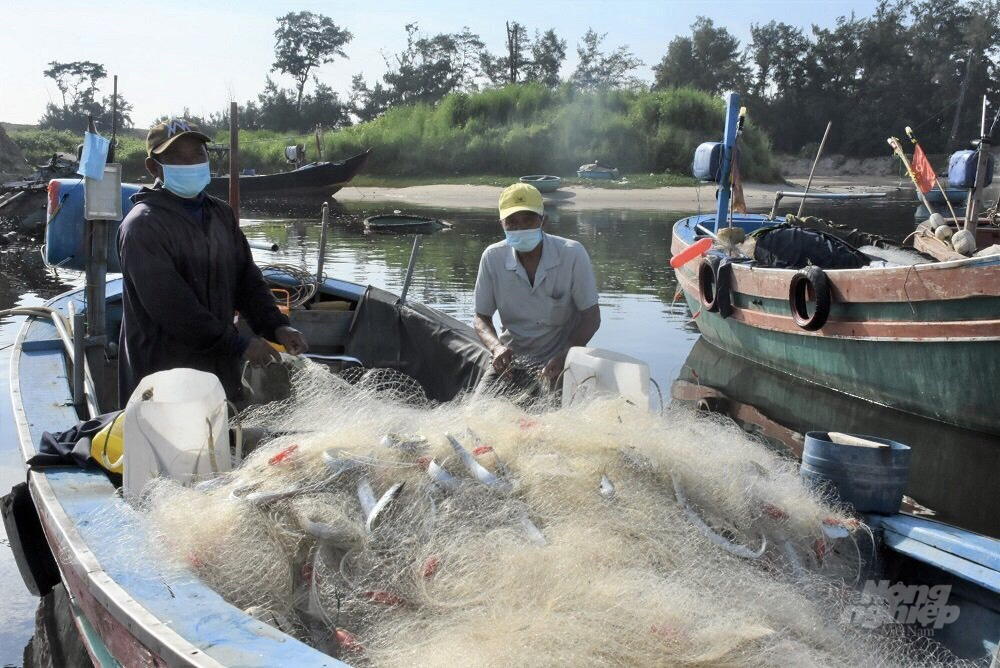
[498, 183, 544, 220]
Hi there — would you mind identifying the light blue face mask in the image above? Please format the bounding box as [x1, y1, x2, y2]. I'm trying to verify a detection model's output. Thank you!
[505, 228, 543, 252]
[158, 161, 211, 199]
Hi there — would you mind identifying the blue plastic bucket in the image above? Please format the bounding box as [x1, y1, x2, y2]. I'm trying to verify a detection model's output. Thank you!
[800, 431, 911, 514]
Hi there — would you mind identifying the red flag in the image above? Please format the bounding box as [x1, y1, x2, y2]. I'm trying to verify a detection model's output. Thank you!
[912, 144, 936, 194]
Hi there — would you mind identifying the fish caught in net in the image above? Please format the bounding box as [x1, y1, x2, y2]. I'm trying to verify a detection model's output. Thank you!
[131, 360, 966, 667]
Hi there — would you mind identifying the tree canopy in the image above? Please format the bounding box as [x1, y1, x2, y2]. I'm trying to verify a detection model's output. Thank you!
[40, 60, 133, 131]
[272, 11, 353, 113]
[571, 29, 644, 89]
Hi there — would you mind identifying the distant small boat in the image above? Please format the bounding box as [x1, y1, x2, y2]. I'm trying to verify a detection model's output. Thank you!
[576, 168, 619, 180]
[925, 187, 966, 204]
[364, 213, 450, 233]
[205, 149, 370, 199]
[518, 175, 561, 193]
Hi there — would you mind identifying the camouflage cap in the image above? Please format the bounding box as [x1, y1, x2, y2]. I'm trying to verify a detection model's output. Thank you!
[146, 118, 211, 157]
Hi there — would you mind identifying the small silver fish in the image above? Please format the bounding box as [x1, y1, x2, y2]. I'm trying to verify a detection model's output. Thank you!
[322, 449, 363, 477]
[446, 433, 512, 493]
[356, 477, 404, 533]
[519, 513, 546, 546]
[231, 483, 307, 505]
[426, 460, 460, 492]
[599, 474, 616, 501]
[379, 433, 428, 454]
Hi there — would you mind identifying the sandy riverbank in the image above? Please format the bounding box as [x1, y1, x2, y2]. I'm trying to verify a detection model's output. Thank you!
[334, 175, 909, 212]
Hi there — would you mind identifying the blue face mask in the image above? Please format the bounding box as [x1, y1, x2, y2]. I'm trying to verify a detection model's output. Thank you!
[505, 228, 543, 252]
[158, 161, 211, 199]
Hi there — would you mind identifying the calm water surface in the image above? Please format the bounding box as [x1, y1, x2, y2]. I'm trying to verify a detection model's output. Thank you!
[0, 194, 996, 663]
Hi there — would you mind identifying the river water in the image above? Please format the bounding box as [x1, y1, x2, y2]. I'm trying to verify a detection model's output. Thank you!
[0, 194, 997, 663]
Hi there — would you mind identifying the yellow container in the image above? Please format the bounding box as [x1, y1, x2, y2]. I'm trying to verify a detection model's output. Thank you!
[92, 412, 125, 474]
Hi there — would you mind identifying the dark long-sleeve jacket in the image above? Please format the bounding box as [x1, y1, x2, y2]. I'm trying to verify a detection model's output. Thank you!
[117, 186, 288, 405]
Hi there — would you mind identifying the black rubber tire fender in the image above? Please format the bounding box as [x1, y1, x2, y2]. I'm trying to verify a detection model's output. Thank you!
[715, 261, 733, 319]
[698, 256, 721, 312]
[789, 265, 831, 331]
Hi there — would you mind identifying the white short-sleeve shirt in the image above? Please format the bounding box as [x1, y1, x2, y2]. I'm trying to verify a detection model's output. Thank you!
[474, 232, 599, 364]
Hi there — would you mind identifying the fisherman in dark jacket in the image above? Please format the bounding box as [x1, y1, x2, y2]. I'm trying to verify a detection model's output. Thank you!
[117, 118, 307, 406]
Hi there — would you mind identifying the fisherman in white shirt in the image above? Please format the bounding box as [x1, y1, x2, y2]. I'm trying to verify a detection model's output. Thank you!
[473, 183, 601, 396]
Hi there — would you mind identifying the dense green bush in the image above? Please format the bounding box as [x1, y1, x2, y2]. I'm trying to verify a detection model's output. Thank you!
[11, 86, 780, 182]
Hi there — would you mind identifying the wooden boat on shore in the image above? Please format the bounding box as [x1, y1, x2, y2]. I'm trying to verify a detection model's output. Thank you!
[363, 213, 450, 233]
[672, 93, 1000, 436]
[518, 175, 561, 193]
[205, 149, 371, 199]
[575, 168, 618, 180]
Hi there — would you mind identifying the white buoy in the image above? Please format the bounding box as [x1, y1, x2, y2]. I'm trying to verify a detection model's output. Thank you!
[935, 225, 954, 241]
[952, 229, 976, 256]
[926, 212, 945, 230]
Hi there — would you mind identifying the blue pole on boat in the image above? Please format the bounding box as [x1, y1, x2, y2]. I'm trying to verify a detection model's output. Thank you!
[715, 92, 741, 233]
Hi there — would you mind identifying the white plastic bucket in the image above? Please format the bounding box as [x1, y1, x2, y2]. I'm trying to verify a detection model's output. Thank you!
[561, 347, 651, 409]
[123, 369, 230, 502]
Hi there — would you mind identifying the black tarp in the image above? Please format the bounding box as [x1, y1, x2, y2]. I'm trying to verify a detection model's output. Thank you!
[751, 222, 870, 269]
[345, 286, 491, 402]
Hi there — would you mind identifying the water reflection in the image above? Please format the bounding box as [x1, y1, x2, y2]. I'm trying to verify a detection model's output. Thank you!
[673, 338, 1000, 539]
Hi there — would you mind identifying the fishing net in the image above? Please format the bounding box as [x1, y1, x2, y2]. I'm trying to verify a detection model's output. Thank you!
[136, 360, 965, 667]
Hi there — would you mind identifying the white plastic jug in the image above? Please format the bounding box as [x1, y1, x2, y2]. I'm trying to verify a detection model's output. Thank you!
[123, 369, 231, 502]
[561, 347, 651, 409]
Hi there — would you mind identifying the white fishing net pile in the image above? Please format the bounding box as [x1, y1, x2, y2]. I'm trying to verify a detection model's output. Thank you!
[139, 361, 960, 667]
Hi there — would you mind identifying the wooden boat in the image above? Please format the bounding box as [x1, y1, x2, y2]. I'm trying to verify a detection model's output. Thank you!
[363, 213, 450, 233]
[4, 268, 489, 664]
[0, 153, 79, 235]
[925, 187, 967, 204]
[205, 149, 370, 198]
[518, 175, 561, 193]
[672, 93, 1000, 436]
[671, 340, 1000, 662]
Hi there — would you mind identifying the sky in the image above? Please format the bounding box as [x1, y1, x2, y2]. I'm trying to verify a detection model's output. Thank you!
[0, 0, 882, 128]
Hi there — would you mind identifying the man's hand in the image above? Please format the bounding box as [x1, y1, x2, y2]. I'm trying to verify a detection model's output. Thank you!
[275, 326, 308, 355]
[244, 336, 282, 366]
[491, 344, 514, 374]
[541, 349, 568, 382]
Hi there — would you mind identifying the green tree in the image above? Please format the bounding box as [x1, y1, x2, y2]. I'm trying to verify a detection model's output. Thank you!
[272, 11, 353, 114]
[525, 29, 567, 87]
[481, 21, 530, 86]
[40, 61, 133, 131]
[652, 17, 749, 94]
[747, 21, 808, 99]
[571, 29, 643, 89]
[377, 24, 485, 108]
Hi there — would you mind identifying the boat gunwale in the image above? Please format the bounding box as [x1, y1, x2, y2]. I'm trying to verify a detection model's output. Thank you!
[671, 215, 1000, 303]
[10, 292, 227, 666]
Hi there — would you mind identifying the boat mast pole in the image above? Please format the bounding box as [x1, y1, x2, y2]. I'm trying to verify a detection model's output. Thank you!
[316, 202, 329, 283]
[83, 75, 116, 407]
[399, 235, 422, 306]
[964, 96, 992, 235]
[229, 102, 240, 221]
[714, 93, 741, 233]
[797, 121, 832, 216]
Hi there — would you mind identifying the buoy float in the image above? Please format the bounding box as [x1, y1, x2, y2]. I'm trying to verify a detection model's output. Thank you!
[670, 237, 713, 268]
